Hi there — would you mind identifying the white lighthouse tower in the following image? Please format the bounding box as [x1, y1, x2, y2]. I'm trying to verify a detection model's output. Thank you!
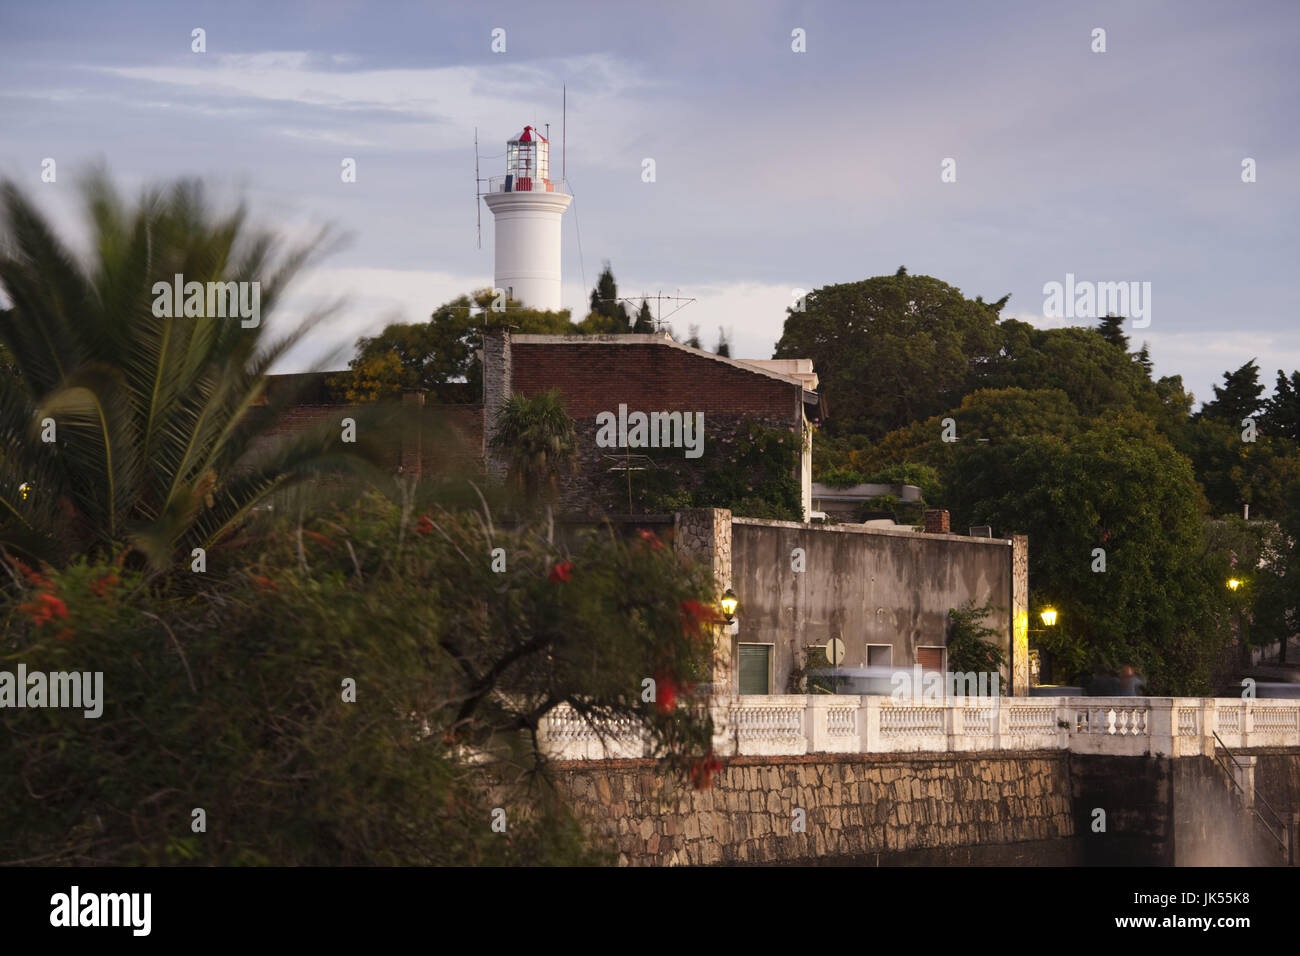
[481, 125, 572, 312]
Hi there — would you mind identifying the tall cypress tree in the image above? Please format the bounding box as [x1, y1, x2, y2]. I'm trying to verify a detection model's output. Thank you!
[1097, 315, 1129, 351]
[632, 298, 654, 333]
[1262, 369, 1300, 441]
[583, 262, 630, 332]
[1202, 360, 1265, 424]
[714, 327, 731, 357]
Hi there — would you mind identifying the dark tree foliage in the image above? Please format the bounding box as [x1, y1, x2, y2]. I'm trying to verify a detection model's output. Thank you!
[579, 262, 630, 333]
[335, 289, 573, 401]
[0, 495, 719, 865]
[1095, 314, 1130, 351]
[633, 298, 655, 333]
[715, 327, 731, 357]
[773, 273, 1003, 439]
[944, 417, 1221, 693]
[0, 173, 384, 569]
[1200, 359, 1265, 425]
[1262, 369, 1300, 442]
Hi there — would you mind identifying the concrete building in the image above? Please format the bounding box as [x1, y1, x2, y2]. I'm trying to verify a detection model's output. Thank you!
[672, 508, 1030, 698]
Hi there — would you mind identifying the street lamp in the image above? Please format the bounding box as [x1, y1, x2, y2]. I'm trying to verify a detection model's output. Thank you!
[1039, 607, 1058, 628]
[720, 588, 739, 624]
[1227, 578, 1242, 592]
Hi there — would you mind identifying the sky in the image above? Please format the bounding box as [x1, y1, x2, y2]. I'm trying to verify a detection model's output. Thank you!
[1, 0, 1297, 407]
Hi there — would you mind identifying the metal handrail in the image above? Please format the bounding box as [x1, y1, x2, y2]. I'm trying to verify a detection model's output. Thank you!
[1211, 732, 1288, 855]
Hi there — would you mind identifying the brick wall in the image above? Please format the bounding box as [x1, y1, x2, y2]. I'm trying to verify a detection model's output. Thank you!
[510, 341, 802, 420]
[508, 339, 808, 516]
[248, 403, 483, 477]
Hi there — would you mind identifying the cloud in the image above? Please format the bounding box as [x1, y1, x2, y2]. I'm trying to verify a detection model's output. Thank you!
[90, 51, 655, 166]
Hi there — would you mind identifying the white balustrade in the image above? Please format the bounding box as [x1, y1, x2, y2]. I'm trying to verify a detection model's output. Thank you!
[536, 696, 1300, 761]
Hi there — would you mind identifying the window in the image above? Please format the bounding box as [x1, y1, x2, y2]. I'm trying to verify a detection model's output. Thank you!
[866, 644, 892, 669]
[916, 646, 945, 673]
[804, 645, 833, 695]
[738, 644, 772, 695]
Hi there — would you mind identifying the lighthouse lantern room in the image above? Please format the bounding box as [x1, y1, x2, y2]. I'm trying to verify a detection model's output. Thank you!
[482, 124, 572, 311]
[504, 125, 552, 192]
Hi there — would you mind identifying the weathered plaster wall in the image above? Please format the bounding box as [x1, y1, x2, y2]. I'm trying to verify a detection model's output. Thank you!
[729, 519, 1015, 694]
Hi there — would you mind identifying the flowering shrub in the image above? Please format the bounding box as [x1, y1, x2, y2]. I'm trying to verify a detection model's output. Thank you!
[0, 493, 718, 865]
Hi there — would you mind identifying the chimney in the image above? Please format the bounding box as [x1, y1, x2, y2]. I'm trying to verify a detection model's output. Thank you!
[923, 509, 950, 534]
[482, 325, 513, 480]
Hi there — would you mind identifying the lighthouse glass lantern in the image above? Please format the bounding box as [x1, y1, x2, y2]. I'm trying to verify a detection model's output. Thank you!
[505, 126, 550, 192]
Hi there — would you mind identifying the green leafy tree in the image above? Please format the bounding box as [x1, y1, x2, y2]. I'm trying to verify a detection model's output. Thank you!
[491, 389, 578, 512]
[945, 416, 1221, 693]
[1252, 484, 1300, 665]
[981, 322, 1155, 421]
[632, 298, 655, 333]
[578, 262, 630, 333]
[1261, 369, 1300, 442]
[0, 494, 719, 864]
[946, 601, 1007, 676]
[714, 327, 731, 357]
[1200, 359, 1265, 425]
[335, 290, 573, 401]
[1095, 314, 1130, 351]
[0, 172, 380, 568]
[773, 273, 1004, 439]
[1186, 417, 1300, 519]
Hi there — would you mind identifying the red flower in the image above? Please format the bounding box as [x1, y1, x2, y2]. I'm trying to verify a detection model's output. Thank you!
[19, 591, 68, 626]
[416, 515, 434, 536]
[90, 573, 119, 597]
[549, 562, 573, 584]
[303, 529, 335, 549]
[250, 574, 278, 593]
[10, 557, 52, 589]
[689, 752, 723, 790]
[679, 599, 723, 637]
[637, 528, 664, 551]
[654, 671, 678, 714]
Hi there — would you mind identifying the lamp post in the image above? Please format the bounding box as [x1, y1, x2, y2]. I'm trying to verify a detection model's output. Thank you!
[1028, 607, 1059, 686]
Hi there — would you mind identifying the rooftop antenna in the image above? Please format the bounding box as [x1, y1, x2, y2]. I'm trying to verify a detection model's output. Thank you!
[474, 127, 482, 249]
[562, 85, 566, 179]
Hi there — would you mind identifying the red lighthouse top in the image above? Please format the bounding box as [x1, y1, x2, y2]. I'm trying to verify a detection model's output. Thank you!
[505, 125, 551, 192]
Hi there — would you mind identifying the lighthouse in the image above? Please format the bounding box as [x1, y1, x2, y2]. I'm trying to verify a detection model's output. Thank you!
[481, 126, 572, 312]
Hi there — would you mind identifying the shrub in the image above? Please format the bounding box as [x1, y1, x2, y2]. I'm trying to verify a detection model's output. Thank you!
[0, 494, 718, 865]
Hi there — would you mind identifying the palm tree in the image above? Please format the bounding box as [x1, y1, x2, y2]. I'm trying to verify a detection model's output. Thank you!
[0, 171, 380, 568]
[489, 389, 577, 515]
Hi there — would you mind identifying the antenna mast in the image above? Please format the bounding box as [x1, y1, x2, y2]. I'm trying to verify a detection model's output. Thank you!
[562, 85, 566, 179]
[474, 127, 482, 249]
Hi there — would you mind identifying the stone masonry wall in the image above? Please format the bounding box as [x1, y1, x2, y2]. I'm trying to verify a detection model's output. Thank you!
[554, 751, 1074, 866]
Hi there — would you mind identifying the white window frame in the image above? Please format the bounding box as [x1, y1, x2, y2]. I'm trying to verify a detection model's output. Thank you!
[738, 642, 775, 695]
[866, 643, 893, 668]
